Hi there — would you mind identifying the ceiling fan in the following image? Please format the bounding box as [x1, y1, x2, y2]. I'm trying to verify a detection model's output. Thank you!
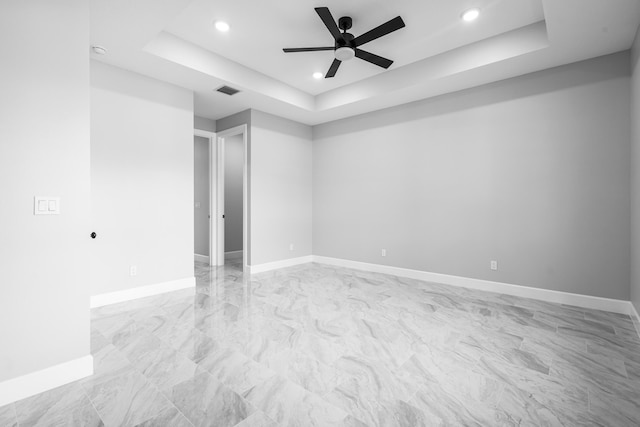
[283, 7, 406, 78]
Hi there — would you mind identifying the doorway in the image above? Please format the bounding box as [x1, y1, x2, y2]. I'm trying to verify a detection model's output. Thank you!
[193, 130, 216, 266]
[222, 134, 243, 265]
[215, 125, 248, 270]
[193, 135, 210, 263]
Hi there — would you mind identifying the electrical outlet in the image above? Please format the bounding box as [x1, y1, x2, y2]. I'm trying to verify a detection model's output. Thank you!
[490, 260, 498, 271]
[289, 243, 294, 251]
[381, 249, 387, 257]
[130, 265, 137, 276]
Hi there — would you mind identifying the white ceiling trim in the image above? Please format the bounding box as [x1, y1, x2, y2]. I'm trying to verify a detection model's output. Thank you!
[145, 32, 315, 111]
[316, 21, 549, 112]
[144, 21, 548, 115]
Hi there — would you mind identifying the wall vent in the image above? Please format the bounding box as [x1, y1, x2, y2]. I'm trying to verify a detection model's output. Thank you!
[215, 85, 240, 96]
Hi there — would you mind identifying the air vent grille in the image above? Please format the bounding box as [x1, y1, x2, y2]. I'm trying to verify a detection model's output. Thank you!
[216, 85, 240, 96]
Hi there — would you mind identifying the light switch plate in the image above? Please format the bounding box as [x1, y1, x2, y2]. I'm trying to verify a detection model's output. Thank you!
[34, 196, 60, 215]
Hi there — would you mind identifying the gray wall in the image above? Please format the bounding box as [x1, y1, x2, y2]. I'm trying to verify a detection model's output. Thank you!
[0, 0, 91, 381]
[215, 109, 313, 265]
[217, 110, 251, 134]
[313, 52, 631, 300]
[225, 134, 244, 252]
[91, 61, 194, 295]
[194, 136, 209, 256]
[632, 32, 640, 314]
[251, 110, 313, 264]
[194, 116, 216, 132]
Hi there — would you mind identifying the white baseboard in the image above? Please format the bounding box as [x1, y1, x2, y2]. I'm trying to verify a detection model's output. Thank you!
[630, 302, 640, 339]
[0, 355, 93, 407]
[249, 255, 313, 274]
[312, 256, 634, 316]
[90, 277, 195, 308]
[631, 301, 640, 321]
[225, 250, 243, 260]
[194, 254, 209, 263]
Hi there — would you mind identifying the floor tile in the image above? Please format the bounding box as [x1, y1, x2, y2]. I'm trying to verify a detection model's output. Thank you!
[14, 382, 102, 427]
[557, 324, 640, 351]
[122, 334, 199, 393]
[625, 359, 640, 382]
[93, 343, 133, 374]
[614, 324, 640, 343]
[263, 348, 343, 394]
[243, 375, 348, 426]
[478, 356, 590, 426]
[519, 331, 586, 364]
[291, 332, 346, 365]
[407, 384, 497, 426]
[133, 406, 193, 427]
[339, 415, 370, 427]
[233, 411, 278, 427]
[82, 369, 169, 426]
[166, 370, 254, 427]
[588, 387, 640, 426]
[0, 404, 17, 427]
[401, 350, 503, 405]
[586, 339, 640, 366]
[90, 328, 110, 353]
[550, 355, 640, 406]
[197, 347, 277, 395]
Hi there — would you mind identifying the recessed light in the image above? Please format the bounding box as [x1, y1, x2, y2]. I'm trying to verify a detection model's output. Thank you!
[313, 72, 323, 79]
[214, 21, 230, 32]
[461, 8, 480, 22]
[91, 45, 107, 55]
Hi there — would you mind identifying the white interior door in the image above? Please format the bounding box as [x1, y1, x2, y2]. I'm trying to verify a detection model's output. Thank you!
[216, 138, 225, 266]
[194, 130, 216, 266]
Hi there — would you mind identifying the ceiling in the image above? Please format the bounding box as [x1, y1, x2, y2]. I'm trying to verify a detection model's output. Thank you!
[90, 0, 640, 125]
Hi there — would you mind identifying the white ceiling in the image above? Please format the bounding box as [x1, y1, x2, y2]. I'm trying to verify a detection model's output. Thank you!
[165, 0, 544, 95]
[90, 0, 640, 125]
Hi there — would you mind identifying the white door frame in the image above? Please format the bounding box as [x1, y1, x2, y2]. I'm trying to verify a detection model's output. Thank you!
[215, 124, 248, 270]
[194, 129, 217, 266]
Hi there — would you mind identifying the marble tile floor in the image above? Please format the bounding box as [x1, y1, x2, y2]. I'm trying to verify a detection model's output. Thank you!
[2, 260, 640, 426]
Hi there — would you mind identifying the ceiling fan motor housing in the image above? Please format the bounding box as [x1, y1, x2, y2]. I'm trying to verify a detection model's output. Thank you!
[336, 32, 355, 47]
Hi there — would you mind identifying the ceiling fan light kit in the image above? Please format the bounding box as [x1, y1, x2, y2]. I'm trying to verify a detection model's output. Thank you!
[283, 7, 405, 78]
[335, 47, 355, 61]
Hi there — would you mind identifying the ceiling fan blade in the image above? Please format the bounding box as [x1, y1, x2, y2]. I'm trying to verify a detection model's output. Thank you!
[315, 7, 344, 42]
[283, 47, 335, 53]
[353, 16, 405, 46]
[355, 49, 393, 69]
[326, 59, 341, 78]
